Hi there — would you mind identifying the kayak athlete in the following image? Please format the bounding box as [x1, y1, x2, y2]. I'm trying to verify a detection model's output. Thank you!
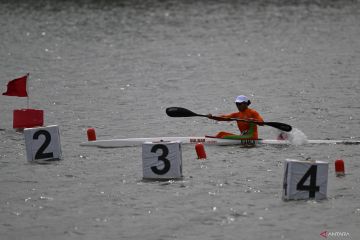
[207, 95, 264, 140]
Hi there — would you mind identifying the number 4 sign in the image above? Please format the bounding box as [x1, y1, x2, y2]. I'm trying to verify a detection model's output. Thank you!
[282, 159, 328, 201]
[24, 125, 62, 163]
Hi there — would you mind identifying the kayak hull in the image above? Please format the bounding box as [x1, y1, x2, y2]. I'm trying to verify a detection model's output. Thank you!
[80, 136, 360, 148]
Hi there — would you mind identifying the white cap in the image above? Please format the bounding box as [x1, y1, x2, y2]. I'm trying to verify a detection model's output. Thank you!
[235, 95, 249, 103]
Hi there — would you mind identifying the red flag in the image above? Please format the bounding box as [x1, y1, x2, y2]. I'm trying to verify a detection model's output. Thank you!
[2, 74, 28, 97]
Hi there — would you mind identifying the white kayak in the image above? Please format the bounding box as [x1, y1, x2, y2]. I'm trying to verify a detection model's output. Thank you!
[80, 136, 360, 148]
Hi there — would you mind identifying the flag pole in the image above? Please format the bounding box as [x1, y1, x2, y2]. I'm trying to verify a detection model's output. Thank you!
[26, 73, 30, 109]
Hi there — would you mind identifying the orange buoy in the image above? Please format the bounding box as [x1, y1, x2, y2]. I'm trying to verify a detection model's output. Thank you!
[335, 159, 345, 177]
[87, 128, 96, 141]
[195, 143, 206, 159]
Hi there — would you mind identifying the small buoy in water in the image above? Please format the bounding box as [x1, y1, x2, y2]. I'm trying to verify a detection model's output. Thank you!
[335, 159, 345, 177]
[87, 128, 96, 141]
[195, 143, 206, 159]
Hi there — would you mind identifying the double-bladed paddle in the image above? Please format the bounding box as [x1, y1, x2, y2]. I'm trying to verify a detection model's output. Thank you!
[166, 107, 292, 132]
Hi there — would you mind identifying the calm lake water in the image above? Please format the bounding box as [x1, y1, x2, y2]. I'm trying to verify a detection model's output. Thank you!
[1, 0, 360, 239]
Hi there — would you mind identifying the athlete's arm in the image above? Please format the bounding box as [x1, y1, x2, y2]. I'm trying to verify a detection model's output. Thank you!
[207, 114, 233, 121]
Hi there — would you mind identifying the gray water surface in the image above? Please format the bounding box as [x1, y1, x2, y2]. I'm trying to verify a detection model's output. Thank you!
[1, 1, 359, 239]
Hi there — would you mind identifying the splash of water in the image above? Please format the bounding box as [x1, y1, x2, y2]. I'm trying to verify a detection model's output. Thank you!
[276, 128, 308, 145]
[288, 128, 308, 145]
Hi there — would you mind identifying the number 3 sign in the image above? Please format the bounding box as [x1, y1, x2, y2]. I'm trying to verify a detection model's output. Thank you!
[24, 125, 62, 163]
[282, 159, 328, 200]
[142, 142, 182, 180]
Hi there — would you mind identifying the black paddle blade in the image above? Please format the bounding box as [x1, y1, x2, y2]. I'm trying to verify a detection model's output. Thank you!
[264, 122, 292, 132]
[166, 107, 200, 117]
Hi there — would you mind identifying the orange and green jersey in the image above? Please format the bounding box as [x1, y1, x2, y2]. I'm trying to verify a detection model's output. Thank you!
[218, 108, 264, 140]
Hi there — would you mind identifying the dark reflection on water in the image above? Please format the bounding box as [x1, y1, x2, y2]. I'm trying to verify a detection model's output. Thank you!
[1, 0, 358, 9]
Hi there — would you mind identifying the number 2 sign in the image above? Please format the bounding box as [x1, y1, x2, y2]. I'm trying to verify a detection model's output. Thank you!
[282, 159, 328, 201]
[24, 125, 62, 163]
